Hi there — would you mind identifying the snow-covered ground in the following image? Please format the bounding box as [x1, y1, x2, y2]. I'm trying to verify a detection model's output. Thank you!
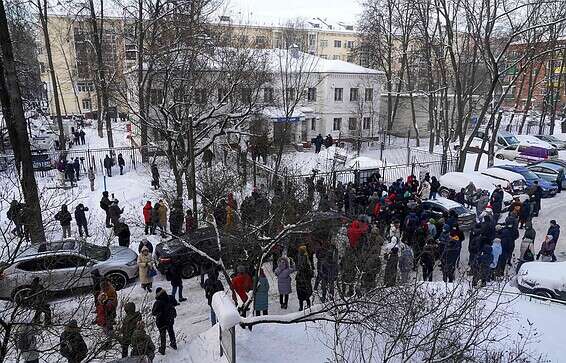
[2, 128, 566, 362]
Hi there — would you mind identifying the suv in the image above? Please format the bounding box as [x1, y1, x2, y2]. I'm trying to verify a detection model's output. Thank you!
[0, 239, 138, 302]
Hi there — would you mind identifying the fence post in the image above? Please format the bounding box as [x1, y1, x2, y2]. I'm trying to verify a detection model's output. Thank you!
[406, 130, 411, 166]
[87, 148, 91, 170]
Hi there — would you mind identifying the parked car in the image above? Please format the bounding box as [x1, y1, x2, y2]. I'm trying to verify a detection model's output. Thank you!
[421, 197, 476, 230]
[527, 161, 566, 190]
[515, 146, 558, 163]
[463, 129, 519, 153]
[480, 167, 526, 195]
[516, 134, 556, 150]
[438, 172, 514, 210]
[0, 239, 138, 302]
[495, 165, 558, 197]
[534, 135, 566, 150]
[517, 261, 566, 300]
[495, 143, 531, 161]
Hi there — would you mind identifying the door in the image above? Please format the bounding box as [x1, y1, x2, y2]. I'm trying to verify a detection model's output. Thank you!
[49, 255, 91, 291]
[301, 121, 308, 142]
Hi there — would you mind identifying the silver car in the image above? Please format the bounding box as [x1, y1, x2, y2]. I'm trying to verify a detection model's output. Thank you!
[0, 239, 138, 302]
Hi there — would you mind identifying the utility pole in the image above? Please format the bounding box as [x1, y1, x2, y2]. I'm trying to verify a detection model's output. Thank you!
[188, 115, 198, 227]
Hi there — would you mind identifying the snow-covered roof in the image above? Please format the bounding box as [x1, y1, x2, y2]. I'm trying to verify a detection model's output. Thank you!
[345, 156, 384, 170]
[425, 196, 465, 210]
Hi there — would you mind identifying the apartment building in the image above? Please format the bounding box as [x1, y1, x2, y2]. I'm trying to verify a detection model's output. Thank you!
[124, 48, 383, 147]
[37, 14, 362, 118]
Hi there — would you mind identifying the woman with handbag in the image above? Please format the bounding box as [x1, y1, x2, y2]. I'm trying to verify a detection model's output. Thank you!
[138, 246, 155, 292]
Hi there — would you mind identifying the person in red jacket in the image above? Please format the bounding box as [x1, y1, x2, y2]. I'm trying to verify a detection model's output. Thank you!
[143, 201, 152, 235]
[231, 266, 253, 317]
[347, 219, 369, 249]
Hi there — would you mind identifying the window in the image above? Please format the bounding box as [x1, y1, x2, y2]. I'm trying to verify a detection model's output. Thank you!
[286, 88, 295, 100]
[307, 87, 317, 102]
[17, 258, 49, 272]
[365, 88, 374, 101]
[333, 117, 342, 131]
[346, 40, 355, 49]
[218, 88, 227, 103]
[263, 87, 273, 103]
[125, 44, 136, 60]
[363, 117, 371, 130]
[334, 88, 343, 101]
[195, 88, 207, 104]
[149, 89, 163, 105]
[241, 88, 252, 104]
[348, 117, 357, 130]
[311, 118, 316, 131]
[320, 40, 328, 47]
[53, 255, 89, 269]
[350, 88, 359, 101]
[255, 35, 267, 47]
[308, 34, 316, 47]
[81, 98, 91, 110]
[334, 40, 342, 48]
[76, 82, 95, 93]
[332, 55, 340, 60]
[320, 55, 328, 59]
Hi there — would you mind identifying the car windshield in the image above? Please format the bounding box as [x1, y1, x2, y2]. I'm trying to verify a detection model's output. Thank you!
[503, 135, 519, 145]
[79, 243, 110, 261]
[522, 170, 539, 180]
[452, 206, 470, 215]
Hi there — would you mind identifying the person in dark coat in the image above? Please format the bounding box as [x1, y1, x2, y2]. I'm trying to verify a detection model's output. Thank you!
[103, 155, 113, 177]
[185, 209, 196, 234]
[79, 129, 86, 144]
[530, 181, 543, 216]
[490, 185, 504, 223]
[473, 244, 493, 287]
[150, 204, 160, 235]
[519, 197, 531, 229]
[74, 204, 89, 237]
[151, 288, 177, 355]
[54, 204, 73, 238]
[138, 238, 154, 254]
[547, 220, 560, 262]
[319, 244, 339, 302]
[117, 153, 125, 175]
[130, 321, 156, 361]
[7, 199, 24, 237]
[312, 134, 324, 153]
[324, 134, 333, 148]
[65, 162, 76, 186]
[100, 191, 112, 227]
[420, 239, 436, 281]
[108, 200, 124, 226]
[151, 163, 160, 189]
[496, 224, 517, 276]
[119, 302, 142, 358]
[166, 263, 186, 302]
[295, 246, 313, 310]
[468, 223, 483, 268]
[114, 219, 131, 248]
[441, 234, 461, 283]
[169, 200, 184, 235]
[203, 269, 224, 325]
[59, 320, 87, 363]
[73, 158, 81, 180]
[429, 176, 440, 200]
[384, 247, 399, 287]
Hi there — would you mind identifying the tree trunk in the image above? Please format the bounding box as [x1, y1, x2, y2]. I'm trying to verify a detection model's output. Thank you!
[38, 0, 65, 150]
[0, 0, 46, 243]
[137, 0, 148, 162]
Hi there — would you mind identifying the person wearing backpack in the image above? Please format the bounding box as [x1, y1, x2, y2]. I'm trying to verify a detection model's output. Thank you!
[203, 269, 224, 325]
[152, 288, 177, 355]
[59, 319, 87, 363]
[15, 323, 39, 363]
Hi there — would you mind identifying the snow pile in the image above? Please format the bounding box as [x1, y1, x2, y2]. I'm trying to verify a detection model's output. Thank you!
[211, 291, 241, 330]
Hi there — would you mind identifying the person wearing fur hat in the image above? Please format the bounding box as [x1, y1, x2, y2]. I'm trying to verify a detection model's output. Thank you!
[138, 247, 155, 292]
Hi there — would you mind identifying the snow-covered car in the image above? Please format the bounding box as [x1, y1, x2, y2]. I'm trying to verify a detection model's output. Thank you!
[515, 134, 556, 150]
[527, 161, 566, 190]
[534, 135, 566, 150]
[454, 130, 519, 153]
[517, 261, 566, 300]
[0, 239, 138, 302]
[480, 167, 526, 195]
[421, 197, 475, 230]
[495, 143, 531, 161]
[438, 172, 514, 210]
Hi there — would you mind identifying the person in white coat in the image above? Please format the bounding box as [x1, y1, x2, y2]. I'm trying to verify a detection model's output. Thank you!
[138, 247, 154, 292]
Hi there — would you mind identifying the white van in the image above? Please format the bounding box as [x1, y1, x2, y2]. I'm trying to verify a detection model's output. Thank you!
[480, 167, 526, 195]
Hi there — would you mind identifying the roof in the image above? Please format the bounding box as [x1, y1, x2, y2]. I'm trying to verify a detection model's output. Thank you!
[424, 197, 464, 210]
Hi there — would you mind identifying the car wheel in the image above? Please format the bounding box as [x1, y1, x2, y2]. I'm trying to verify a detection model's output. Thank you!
[181, 264, 197, 279]
[496, 154, 505, 160]
[12, 286, 33, 305]
[106, 271, 128, 290]
[439, 188, 450, 198]
[534, 289, 555, 300]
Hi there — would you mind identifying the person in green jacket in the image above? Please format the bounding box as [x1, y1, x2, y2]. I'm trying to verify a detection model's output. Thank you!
[119, 302, 142, 358]
[130, 321, 156, 362]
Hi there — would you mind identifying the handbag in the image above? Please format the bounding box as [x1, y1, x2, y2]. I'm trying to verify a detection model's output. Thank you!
[148, 266, 157, 278]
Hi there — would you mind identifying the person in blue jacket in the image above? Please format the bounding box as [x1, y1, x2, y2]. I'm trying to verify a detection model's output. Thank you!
[253, 268, 270, 316]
